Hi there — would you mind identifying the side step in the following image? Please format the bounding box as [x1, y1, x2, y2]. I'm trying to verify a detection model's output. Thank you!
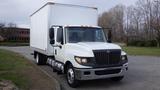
[47, 58, 64, 73]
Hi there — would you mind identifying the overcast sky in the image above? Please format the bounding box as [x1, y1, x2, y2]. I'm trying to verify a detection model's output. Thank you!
[0, 0, 138, 28]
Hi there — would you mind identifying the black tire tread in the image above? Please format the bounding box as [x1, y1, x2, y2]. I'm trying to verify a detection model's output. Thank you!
[36, 52, 47, 65]
[66, 64, 79, 88]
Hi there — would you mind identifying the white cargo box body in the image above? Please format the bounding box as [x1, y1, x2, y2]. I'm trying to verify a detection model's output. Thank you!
[30, 2, 98, 55]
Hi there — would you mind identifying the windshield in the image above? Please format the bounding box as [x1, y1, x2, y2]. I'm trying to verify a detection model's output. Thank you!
[66, 27, 107, 43]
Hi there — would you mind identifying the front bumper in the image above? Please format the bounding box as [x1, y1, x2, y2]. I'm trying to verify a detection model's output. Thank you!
[74, 63, 128, 80]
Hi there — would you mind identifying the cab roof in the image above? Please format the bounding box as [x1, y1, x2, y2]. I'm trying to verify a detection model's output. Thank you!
[64, 25, 101, 28]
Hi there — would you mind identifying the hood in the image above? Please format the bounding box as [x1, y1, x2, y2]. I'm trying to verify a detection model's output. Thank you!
[77, 42, 121, 50]
[66, 42, 122, 57]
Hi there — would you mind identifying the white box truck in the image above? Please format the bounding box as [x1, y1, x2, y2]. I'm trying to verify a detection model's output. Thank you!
[30, 2, 128, 87]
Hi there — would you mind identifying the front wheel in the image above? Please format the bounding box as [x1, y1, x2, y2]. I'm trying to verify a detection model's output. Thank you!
[66, 65, 79, 88]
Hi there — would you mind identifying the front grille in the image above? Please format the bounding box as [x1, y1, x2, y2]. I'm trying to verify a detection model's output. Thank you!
[93, 49, 121, 66]
[95, 69, 121, 75]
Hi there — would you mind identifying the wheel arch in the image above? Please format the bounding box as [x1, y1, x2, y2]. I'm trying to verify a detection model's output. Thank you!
[64, 61, 73, 74]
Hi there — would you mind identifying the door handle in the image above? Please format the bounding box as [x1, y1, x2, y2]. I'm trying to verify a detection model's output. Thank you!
[55, 50, 57, 55]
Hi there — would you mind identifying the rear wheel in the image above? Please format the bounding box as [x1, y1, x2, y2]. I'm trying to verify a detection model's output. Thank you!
[36, 53, 41, 65]
[110, 76, 124, 81]
[66, 64, 79, 88]
[35, 53, 47, 65]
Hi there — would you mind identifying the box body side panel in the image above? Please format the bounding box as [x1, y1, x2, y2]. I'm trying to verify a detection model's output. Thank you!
[30, 5, 49, 54]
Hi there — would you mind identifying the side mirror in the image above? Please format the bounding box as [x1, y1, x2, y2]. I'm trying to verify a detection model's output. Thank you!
[49, 28, 54, 39]
[107, 39, 112, 43]
[49, 28, 55, 44]
[107, 29, 112, 43]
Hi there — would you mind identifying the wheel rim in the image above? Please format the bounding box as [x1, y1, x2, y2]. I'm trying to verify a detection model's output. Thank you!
[67, 68, 75, 84]
[36, 54, 39, 64]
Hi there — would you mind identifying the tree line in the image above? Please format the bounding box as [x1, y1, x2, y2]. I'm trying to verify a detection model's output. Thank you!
[0, 23, 17, 41]
[98, 0, 160, 47]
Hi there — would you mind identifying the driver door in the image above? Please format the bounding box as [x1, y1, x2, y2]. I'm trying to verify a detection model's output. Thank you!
[54, 27, 65, 63]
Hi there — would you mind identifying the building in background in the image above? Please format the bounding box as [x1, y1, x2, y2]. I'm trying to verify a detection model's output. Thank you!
[0, 27, 30, 42]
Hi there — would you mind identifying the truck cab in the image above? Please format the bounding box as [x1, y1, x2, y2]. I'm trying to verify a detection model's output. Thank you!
[47, 25, 128, 87]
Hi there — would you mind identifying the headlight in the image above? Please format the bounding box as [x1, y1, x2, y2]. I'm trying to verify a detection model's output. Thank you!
[74, 56, 94, 66]
[81, 58, 87, 63]
[75, 56, 88, 64]
[121, 55, 128, 64]
[75, 57, 82, 63]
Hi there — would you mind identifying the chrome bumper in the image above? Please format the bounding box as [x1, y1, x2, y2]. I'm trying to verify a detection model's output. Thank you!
[74, 63, 128, 80]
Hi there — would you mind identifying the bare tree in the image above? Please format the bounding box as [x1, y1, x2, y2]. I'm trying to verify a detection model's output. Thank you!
[125, 5, 145, 42]
[99, 0, 160, 46]
[0, 23, 6, 41]
[0, 22, 17, 41]
[136, 0, 155, 40]
[151, 0, 160, 47]
[0, 23, 5, 28]
[8, 23, 17, 28]
[98, 5, 125, 42]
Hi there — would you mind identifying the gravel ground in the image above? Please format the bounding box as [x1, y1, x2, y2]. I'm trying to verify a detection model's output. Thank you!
[1, 46, 160, 90]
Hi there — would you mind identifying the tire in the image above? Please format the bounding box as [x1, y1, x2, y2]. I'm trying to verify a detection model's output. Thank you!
[35, 53, 47, 65]
[110, 76, 124, 81]
[36, 53, 41, 65]
[57, 70, 62, 75]
[66, 64, 79, 88]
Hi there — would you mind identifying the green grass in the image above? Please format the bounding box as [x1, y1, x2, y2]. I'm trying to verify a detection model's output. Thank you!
[0, 42, 29, 46]
[122, 46, 160, 56]
[0, 72, 29, 89]
[0, 49, 57, 90]
[0, 49, 31, 89]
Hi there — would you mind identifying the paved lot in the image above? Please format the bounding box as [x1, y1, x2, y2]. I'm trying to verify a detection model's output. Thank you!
[1, 46, 160, 90]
